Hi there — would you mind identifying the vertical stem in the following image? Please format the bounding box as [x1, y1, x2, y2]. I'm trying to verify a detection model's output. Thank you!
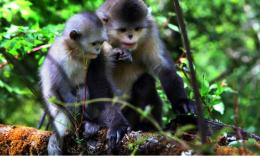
[173, 0, 207, 143]
[234, 95, 242, 140]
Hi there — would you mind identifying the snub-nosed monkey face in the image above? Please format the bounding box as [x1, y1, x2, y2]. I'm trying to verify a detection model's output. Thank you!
[108, 26, 147, 51]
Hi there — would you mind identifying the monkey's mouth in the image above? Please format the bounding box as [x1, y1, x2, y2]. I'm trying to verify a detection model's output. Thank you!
[121, 42, 137, 49]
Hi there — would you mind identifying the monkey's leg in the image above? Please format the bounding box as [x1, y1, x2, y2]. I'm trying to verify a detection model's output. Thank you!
[48, 108, 73, 155]
[126, 73, 162, 131]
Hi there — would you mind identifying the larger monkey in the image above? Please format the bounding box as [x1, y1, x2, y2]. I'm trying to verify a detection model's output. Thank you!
[97, 0, 196, 130]
[40, 12, 129, 154]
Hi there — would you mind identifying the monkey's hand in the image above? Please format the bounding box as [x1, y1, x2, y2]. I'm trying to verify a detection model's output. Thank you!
[174, 99, 197, 115]
[83, 121, 101, 139]
[107, 123, 131, 153]
[97, 105, 130, 153]
[111, 48, 133, 63]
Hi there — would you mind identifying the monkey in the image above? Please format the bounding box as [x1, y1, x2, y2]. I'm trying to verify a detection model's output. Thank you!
[39, 12, 130, 154]
[97, 0, 197, 130]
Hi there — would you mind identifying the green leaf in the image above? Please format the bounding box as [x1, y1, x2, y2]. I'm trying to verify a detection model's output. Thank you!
[168, 24, 180, 32]
[213, 102, 225, 115]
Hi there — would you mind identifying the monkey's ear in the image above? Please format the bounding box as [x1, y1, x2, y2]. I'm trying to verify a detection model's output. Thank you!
[69, 30, 81, 40]
[97, 11, 109, 24]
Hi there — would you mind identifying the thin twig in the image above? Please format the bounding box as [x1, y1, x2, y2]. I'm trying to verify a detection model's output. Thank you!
[173, 0, 207, 143]
[0, 44, 50, 69]
[37, 111, 47, 129]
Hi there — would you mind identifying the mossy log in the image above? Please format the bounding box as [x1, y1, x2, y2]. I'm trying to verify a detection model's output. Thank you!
[0, 124, 51, 155]
[0, 124, 259, 155]
[0, 124, 188, 155]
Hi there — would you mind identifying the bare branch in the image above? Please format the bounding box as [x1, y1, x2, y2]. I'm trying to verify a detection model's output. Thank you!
[173, 0, 207, 143]
[0, 44, 50, 69]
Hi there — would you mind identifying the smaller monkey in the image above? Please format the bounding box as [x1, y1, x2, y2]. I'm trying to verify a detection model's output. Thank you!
[40, 12, 130, 154]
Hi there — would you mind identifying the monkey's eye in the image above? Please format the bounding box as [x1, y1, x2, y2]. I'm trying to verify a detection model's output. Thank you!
[118, 28, 127, 33]
[135, 27, 142, 31]
[91, 42, 97, 46]
[70, 30, 81, 40]
[92, 41, 102, 46]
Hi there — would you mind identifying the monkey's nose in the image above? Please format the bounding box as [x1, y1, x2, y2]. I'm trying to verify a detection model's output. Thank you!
[128, 34, 133, 39]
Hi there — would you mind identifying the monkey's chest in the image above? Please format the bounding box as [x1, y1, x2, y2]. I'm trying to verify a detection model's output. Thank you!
[111, 63, 145, 94]
[63, 60, 87, 86]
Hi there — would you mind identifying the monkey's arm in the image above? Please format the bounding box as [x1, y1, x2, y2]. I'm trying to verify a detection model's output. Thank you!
[41, 58, 76, 155]
[86, 55, 130, 151]
[45, 55, 78, 104]
[53, 78, 81, 118]
[54, 79, 77, 104]
[156, 54, 196, 114]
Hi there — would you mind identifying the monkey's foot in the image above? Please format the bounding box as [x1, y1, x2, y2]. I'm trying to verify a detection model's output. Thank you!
[48, 134, 63, 155]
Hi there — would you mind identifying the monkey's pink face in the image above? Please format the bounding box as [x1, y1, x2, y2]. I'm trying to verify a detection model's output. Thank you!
[108, 27, 147, 51]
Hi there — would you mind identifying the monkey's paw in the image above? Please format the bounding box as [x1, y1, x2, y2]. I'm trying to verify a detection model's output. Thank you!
[107, 125, 131, 153]
[112, 48, 133, 63]
[175, 99, 197, 115]
[83, 121, 101, 139]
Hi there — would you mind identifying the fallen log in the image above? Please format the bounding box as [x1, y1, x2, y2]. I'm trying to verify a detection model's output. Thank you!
[0, 124, 51, 155]
[0, 119, 259, 155]
[0, 124, 189, 155]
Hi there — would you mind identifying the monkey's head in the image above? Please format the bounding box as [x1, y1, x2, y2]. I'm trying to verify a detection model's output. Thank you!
[64, 12, 107, 59]
[98, 0, 150, 51]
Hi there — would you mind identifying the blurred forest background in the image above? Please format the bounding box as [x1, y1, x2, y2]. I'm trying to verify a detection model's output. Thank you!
[0, 0, 259, 134]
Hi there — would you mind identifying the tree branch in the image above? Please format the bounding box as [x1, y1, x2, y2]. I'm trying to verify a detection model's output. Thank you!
[173, 0, 207, 143]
